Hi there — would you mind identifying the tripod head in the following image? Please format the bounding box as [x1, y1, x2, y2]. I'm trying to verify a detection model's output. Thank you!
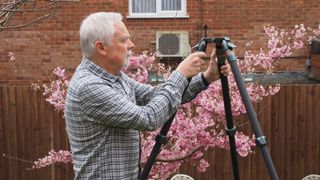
[193, 37, 236, 52]
[193, 37, 238, 65]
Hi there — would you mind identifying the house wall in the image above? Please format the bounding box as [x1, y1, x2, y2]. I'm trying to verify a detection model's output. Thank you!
[1, 0, 320, 84]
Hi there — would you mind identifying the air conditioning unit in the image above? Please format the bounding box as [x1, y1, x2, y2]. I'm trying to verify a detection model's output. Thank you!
[156, 31, 190, 57]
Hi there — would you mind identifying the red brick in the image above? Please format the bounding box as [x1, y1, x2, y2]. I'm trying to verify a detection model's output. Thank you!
[0, 0, 320, 84]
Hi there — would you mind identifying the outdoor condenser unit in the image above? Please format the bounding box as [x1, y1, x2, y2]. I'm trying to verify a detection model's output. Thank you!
[156, 31, 190, 57]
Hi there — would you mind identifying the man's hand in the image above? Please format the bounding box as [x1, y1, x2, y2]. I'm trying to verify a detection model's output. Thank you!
[176, 52, 209, 78]
[203, 48, 231, 83]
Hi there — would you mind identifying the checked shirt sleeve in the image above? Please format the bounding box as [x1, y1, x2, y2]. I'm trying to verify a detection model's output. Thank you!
[181, 72, 208, 103]
[80, 71, 189, 131]
[126, 72, 208, 106]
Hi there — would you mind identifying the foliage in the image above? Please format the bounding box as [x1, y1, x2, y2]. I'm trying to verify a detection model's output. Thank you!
[27, 24, 320, 179]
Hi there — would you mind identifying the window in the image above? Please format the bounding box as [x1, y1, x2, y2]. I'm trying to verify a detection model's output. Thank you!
[128, 0, 188, 18]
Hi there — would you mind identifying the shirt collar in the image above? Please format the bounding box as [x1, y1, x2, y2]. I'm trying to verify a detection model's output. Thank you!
[81, 57, 122, 83]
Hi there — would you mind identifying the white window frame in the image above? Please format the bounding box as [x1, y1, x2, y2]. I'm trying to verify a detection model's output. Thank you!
[128, 0, 188, 19]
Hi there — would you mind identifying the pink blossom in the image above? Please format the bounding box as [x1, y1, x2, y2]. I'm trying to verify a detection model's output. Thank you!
[192, 151, 203, 160]
[292, 40, 304, 49]
[31, 83, 41, 91]
[8, 51, 15, 61]
[292, 24, 306, 39]
[53, 66, 66, 79]
[32, 150, 72, 169]
[128, 56, 139, 68]
[214, 136, 228, 149]
[245, 41, 253, 47]
[197, 159, 209, 172]
[39, 67, 68, 111]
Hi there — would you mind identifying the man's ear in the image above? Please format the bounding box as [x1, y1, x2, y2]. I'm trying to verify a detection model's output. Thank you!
[95, 41, 107, 56]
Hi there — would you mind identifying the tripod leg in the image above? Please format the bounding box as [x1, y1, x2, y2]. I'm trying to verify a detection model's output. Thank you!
[217, 47, 240, 180]
[221, 40, 279, 180]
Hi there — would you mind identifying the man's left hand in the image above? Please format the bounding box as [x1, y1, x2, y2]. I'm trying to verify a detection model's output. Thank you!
[203, 48, 231, 84]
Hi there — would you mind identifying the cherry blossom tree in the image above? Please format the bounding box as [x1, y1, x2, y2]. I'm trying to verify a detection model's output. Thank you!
[11, 24, 320, 179]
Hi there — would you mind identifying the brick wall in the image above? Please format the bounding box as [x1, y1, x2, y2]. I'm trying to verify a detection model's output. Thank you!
[1, 0, 320, 84]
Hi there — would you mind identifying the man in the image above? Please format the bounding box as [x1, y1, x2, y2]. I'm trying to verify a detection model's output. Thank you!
[65, 12, 230, 179]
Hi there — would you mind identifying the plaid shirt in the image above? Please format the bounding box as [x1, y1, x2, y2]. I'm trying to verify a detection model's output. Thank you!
[64, 57, 207, 179]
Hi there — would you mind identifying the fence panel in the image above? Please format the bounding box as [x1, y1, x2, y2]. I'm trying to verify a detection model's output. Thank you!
[0, 85, 319, 180]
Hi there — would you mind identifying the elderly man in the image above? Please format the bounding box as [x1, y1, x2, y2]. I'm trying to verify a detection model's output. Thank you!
[65, 12, 230, 179]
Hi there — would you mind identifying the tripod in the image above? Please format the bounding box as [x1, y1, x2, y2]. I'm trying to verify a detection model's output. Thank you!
[194, 37, 279, 180]
[139, 37, 279, 180]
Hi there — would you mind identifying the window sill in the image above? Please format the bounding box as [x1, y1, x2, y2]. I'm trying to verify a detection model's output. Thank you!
[127, 15, 190, 19]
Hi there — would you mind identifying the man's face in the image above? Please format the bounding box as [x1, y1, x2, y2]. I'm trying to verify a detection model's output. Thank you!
[105, 21, 135, 70]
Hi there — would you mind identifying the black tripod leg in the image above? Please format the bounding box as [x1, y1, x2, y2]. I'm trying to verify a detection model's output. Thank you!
[229, 60, 279, 180]
[221, 40, 279, 180]
[139, 113, 176, 180]
[217, 47, 240, 180]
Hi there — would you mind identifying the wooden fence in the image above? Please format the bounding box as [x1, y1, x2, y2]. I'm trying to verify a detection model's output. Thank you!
[0, 85, 319, 180]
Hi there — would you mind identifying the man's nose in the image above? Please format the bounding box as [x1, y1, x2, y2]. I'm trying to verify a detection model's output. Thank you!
[128, 39, 135, 49]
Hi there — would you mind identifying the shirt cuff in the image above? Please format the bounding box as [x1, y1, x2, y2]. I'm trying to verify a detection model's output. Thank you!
[201, 72, 210, 86]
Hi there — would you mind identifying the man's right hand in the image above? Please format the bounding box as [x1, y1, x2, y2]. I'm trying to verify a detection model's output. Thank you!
[176, 52, 209, 78]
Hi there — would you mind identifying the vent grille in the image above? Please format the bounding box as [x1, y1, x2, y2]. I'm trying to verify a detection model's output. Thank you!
[156, 31, 189, 57]
[158, 34, 180, 55]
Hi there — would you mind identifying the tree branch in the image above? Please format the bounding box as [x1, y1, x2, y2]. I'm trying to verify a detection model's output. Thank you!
[0, 13, 52, 29]
[0, 0, 72, 31]
[0, 5, 58, 13]
[156, 145, 204, 162]
[2, 153, 33, 164]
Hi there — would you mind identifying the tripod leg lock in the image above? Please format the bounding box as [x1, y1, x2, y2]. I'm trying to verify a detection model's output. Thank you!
[225, 126, 237, 136]
[155, 134, 168, 144]
[256, 136, 268, 147]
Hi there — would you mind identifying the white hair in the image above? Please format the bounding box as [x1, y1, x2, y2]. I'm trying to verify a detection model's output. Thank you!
[79, 12, 123, 58]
